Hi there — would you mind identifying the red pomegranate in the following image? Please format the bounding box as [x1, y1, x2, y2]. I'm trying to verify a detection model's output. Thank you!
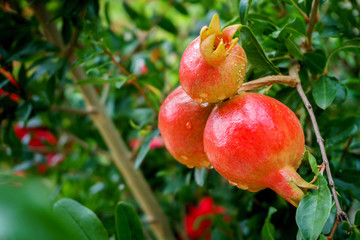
[179, 13, 247, 104]
[158, 87, 213, 168]
[203, 93, 316, 206]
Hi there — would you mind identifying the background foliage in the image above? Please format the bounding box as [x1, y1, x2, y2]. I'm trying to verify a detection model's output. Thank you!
[0, 0, 359, 239]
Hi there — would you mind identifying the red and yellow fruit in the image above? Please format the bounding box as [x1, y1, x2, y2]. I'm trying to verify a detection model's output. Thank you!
[179, 14, 247, 104]
[203, 93, 316, 206]
[158, 87, 213, 168]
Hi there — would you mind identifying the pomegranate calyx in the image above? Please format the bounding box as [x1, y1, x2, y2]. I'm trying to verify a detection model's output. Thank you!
[199, 13, 241, 66]
[267, 167, 317, 207]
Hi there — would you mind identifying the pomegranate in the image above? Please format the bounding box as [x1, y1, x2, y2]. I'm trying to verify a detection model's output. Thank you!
[179, 13, 247, 104]
[158, 86, 213, 168]
[203, 93, 316, 206]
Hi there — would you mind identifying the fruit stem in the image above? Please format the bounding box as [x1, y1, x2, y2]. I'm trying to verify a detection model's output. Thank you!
[238, 75, 299, 92]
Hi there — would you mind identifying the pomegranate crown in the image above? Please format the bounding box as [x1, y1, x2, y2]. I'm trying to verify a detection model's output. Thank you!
[200, 13, 241, 65]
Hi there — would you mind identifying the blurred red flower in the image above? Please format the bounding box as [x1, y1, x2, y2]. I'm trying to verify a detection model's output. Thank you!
[14, 124, 64, 173]
[184, 196, 228, 240]
[129, 136, 164, 151]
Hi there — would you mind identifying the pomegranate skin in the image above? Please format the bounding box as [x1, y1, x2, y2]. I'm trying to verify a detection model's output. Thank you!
[158, 87, 213, 168]
[179, 37, 247, 104]
[203, 93, 316, 206]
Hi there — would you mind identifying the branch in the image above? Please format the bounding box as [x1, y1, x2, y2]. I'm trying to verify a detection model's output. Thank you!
[290, 0, 309, 22]
[51, 105, 98, 115]
[327, 215, 340, 240]
[305, 0, 320, 50]
[290, 61, 351, 226]
[239, 75, 299, 92]
[32, 2, 175, 239]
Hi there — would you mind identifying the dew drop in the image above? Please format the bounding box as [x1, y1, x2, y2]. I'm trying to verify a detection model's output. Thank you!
[218, 94, 226, 100]
[186, 122, 192, 129]
[229, 181, 237, 187]
[181, 155, 188, 160]
[200, 103, 209, 108]
[186, 165, 194, 168]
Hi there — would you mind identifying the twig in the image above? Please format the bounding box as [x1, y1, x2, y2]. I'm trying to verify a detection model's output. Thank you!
[289, 0, 309, 22]
[340, 136, 354, 163]
[32, 1, 175, 239]
[103, 49, 157, 112]
[100, 84, 110, 105]
[290, 61, 352, 226]
[327, 215, 340, 240]
[238, 75, 299, 92]
[305, 0, 320, 50]
[51, 105, 98, 115]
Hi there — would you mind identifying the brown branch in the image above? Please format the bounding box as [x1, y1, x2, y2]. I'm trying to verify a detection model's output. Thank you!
[327, 215, 340, 240]
[239, 75, 299, 92]
[340, 136, 354, 163]
[32, 1, 175, 239]
[51, 105, 98, 115]
[290, 61, 352, 227]
[305, 0, 320, 50]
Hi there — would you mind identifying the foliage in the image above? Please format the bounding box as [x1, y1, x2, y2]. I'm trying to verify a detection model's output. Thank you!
[0, 0, 359, 239]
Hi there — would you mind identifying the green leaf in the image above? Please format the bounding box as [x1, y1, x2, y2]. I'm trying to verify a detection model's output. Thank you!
[325, 38, 360, 72]
[304, 151, 319, 175]
[53, 198, 108, 240]
[296, 175, 332, 240]
[296, 230, 304, 240]
[318, 235, 327, 240]
[239, 25, 280, 74]
[355, 210, 360, 226]
[194, 167, 207, 186]
[239, 0, 253, 25]
[312, 76, 339, 109]
[261, 207, 277, 240]
[284, 35, 304, 61]
[134, 129, 160, 169]
[158, 17, 178, 34]
[115, 202, 144, 240]
[304, 52, 326, 75]
[77, 75, 133, 86]
[16, 102, 32, 121]
[270, 18, 306, 39]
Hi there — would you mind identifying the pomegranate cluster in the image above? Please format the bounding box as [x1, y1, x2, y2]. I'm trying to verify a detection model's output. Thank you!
[158, 14, 315, 206]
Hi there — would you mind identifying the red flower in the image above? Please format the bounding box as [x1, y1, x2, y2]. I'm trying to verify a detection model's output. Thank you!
[129, 136, 164, 151]
[14, 124, 64, 173]
[184, 197, 227, 239]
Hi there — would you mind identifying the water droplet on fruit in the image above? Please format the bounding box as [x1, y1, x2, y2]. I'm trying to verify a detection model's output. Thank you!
[186, 122, 192, 129]
[187, 165, 194, 168]
[200, 103, 209, 107]
[194, 98, 202, 103]
[181, 155, 188, 160]
[200, 92, 208, 98]
[229, 181, 237, 186]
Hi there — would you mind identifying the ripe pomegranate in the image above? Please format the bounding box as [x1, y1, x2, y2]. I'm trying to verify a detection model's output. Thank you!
[158, 87, 213, 168]
[179, 13, 247, 104]
[203, 93, 316, 206]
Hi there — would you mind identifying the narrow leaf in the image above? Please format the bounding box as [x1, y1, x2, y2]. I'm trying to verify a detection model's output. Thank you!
[304, 151, 319, 175]
[261, 207, 277, 240]
[240, 25, 280, 74]
[296, 175, 332, 240]
[53, 198, 108, 240]
[284, 35, 304, 61]
[115, 202, 145, 240]
[16, 102, 32, 121]
[194, 167, 207, 186]
[239, 0, 253, 25]
[312, 76, 339, 109]
[134, 129, 160, 169]
[158, 17, 178, 34]
[325, 39, 360, 71]
[355, 210, 360, 226]
[77, 75, 133, 86]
